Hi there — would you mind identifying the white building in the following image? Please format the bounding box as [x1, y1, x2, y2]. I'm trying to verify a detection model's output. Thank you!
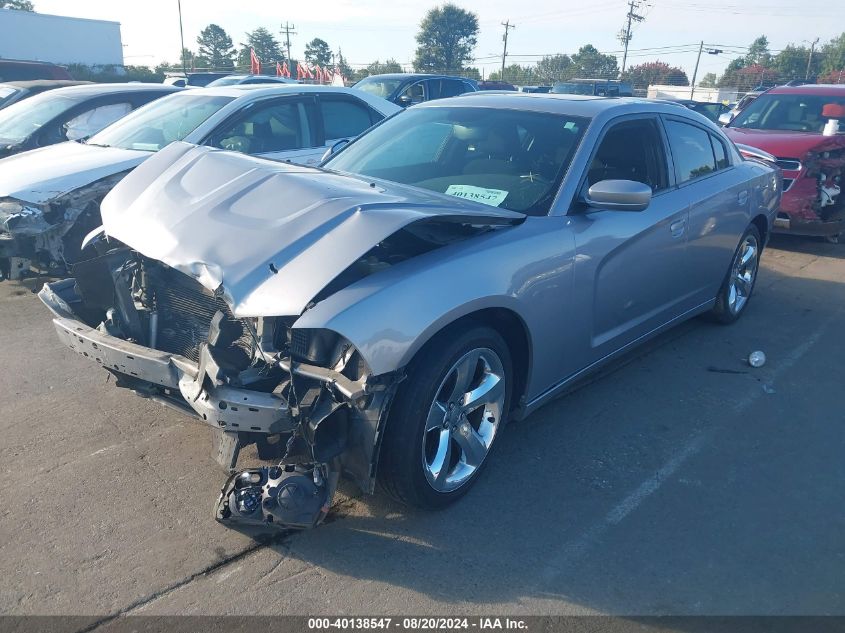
[0, 9, 123, 66]
[647, 84, 738, 104]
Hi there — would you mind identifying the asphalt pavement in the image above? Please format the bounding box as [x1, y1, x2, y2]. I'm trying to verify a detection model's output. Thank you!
[0, 234, 843, 623]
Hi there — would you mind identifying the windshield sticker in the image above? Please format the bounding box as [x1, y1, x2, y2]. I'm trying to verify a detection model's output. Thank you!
[444, 184, 509, 207]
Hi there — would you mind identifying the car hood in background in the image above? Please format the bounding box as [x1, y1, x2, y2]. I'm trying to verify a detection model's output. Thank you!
[101, 142, 524, 318]
[0, 141, 149, 205]
[724, 127, 845, 159]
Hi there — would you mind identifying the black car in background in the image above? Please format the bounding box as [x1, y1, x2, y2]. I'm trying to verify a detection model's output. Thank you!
[0, 83, 179, 158]
[353, 73, 477, 106]
[674, 99, 731, 123]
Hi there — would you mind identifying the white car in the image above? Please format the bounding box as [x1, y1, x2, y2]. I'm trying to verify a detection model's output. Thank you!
[0, 85, 400, 279]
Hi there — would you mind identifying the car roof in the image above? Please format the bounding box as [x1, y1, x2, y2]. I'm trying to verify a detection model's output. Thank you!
[35, 82, 181, 97]
[357, 73, 470, 81]
[0, 79, 92, 90]
[198, 84, 372, 99]
[767, 84, 845, 96]
[422, 92, 683, 117]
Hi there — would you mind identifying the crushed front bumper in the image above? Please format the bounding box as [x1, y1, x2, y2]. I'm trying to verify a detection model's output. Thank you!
[39, 279, 295, 435]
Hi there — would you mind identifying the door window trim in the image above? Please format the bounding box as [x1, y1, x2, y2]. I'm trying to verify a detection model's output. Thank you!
[569, 113, 674, 214]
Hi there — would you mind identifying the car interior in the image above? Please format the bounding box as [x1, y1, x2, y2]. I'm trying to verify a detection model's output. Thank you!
[587, 120, 667, 191]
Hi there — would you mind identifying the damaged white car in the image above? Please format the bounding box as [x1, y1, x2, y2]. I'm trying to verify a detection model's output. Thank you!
[39, 94, 779, 529]
[0, 85, 399, 280]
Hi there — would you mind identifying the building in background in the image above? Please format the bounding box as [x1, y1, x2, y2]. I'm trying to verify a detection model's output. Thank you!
[0, 9, 123, 66]
[648, 85, 738, 104]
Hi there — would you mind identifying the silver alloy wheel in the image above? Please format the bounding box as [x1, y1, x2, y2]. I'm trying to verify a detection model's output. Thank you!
[728, 233, 759, 315]
[421, 348, 506, 493]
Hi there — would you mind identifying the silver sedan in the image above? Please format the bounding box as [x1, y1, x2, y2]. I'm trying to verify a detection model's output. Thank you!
[39, 93, 780, 528]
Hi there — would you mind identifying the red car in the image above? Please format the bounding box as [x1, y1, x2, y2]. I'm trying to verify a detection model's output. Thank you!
[723, 84, 845, 241]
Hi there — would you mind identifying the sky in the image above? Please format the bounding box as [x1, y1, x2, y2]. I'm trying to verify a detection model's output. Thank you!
[31, 0, 845, 80]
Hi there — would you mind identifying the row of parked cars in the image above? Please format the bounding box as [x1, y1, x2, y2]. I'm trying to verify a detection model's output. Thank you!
[0, 68, 840, 530]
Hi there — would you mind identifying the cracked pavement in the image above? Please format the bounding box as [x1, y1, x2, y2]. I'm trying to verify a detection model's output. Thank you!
[1, 235, 843, 624]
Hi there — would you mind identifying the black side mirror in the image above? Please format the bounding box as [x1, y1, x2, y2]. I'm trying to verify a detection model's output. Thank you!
[397, 95, 413, 107]
[321, 138, 350, 163]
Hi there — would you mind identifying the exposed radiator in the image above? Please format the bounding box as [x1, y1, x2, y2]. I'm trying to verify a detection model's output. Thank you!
[150, 264, 254, 365]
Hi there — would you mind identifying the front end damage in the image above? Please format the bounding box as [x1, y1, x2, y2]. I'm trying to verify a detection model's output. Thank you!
[39, 250, 401, 530]
[776, 138, 845, 239]
[0, 173, 126, 281]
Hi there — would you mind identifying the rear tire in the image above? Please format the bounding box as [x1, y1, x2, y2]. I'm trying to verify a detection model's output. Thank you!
[709, 224, 762, 324]
[378, 324, 512, 509]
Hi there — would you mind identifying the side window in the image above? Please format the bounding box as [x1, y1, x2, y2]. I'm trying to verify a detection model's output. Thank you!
[587, 119, 668, 192]
[710, 134, 729, 170]
[320, 97, 375, 142]
[64, 102, 133, 140]
[209, 100, 310, 154]
[401, 82, 425, 105]
[441, 79, 468, 98]
[665, 119, 717, 183]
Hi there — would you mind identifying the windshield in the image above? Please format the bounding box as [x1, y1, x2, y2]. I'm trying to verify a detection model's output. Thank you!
[325, 106, 588, 216]
[731, 93, 845, 133]
[88, 94, 233, 151]
[0, 91, 84, 143]
[354, 77, 405, 98]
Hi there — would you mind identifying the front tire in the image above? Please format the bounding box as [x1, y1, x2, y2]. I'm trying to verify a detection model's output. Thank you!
[709, 224, 762, 324]
[378, 324, 512, 509]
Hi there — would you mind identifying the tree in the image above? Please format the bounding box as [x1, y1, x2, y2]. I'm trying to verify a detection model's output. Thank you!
[699, 72, 718, 88]
[196, 24, 236, 70]
[773, 44, 818, 81]
[535, 54, 574, 83]
[0, 1, 34, 10]
[237, 27, 283, 71]
[820, 33, 845, 76]
[488, 64, 532, 83]
[335, 49, 353, 78]
[413, 3, 478, 73]
[570, 44, 619, 79]
[304, 38, 333, 67]
[719, 64, 778, 91]
[744, 35, 772, 67]
[623, 61, 689, 88]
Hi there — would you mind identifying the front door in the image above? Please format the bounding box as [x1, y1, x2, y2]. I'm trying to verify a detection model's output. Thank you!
[567, 116, 692, 364]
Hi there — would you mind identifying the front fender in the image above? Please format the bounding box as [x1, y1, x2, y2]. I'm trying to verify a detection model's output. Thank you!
[293, 217, 576, 394]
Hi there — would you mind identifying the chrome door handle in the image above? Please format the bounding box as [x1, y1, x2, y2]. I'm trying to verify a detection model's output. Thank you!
[670, 219, 686, 238]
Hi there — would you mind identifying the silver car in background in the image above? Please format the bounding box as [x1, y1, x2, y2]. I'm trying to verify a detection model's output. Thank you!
[0, 85, 399, 279]
[39, 94, 780, 529]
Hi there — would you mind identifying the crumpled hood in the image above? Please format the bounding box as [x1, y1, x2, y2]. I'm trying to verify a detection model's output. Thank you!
[101, 142, 524, 318]
[0, 141, 149, 205]
[724, 127, 845, 160]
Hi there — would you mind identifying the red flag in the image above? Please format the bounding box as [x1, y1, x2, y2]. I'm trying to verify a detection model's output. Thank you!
[282, 61, 290, 78]
[296, 62, 305, 80]
[250, 48, 260, 75]
[315, 65, 324, 83]
[276, 61, 283, 77]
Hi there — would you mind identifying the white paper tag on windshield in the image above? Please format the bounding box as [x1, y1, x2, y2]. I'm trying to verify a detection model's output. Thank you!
[444, 184, 509, 207]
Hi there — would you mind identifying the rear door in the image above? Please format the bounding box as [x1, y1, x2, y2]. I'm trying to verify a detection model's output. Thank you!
[662, 116, 751, 305]
[204, 96, 322, 165]
[568, 115, 691, 362]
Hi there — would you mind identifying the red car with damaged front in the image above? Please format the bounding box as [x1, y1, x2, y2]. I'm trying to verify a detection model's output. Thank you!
[723, 84, 845, 242]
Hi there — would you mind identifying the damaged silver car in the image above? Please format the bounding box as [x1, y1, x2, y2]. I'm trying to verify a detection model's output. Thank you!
[40, 94, 780, 529]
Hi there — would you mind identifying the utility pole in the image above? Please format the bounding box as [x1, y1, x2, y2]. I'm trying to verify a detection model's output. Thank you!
[501, 20, 515, 81]
[690, 41, 704, 99]
[620, 0, 644, 75]
[805, 37, 819, 80]
[281, 21, 297, 63]
[177, 0, 187, 77]
[690, 43, 722, 99]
